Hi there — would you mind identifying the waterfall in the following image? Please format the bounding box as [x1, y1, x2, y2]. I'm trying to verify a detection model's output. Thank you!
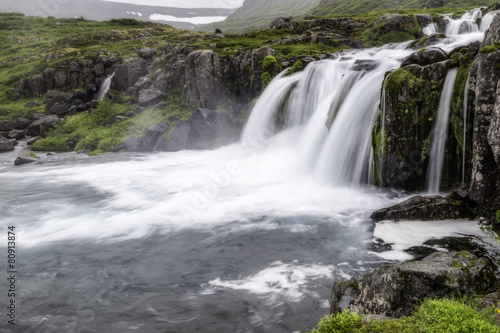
[242, 48, 404, 187]
[242, 7, 489, 190]
[423, 23, 438, 35]
[426, 68, 459, 194]
[480, 10, 499, 32]
[95, 73, 115, 101]
[462, 75, 470, 184]
[446, 9, 482, 35]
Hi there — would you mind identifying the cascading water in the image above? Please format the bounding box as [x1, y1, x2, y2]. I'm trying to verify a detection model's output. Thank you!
[446, 9, 482, 35]
[95, 73, 115, 101]
[462, 74, 470, 184]
[2, 7, 500, 333]
[426, 68, 458, 194]
[480, 10, 499, 32]
[423, 22, 438, 35]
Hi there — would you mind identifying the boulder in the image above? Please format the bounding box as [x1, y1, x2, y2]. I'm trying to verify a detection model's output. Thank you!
[138, 122, 169, 152]
[0, 120, 14, 132]
[166, 121, 191, 152]
[330, 251, 497, 318]
[43, 68, 55, 90]
[48, 102, 68, 117]
[185, 50, 224, 109]
[371, 191, 476, 221]
[0, 137, 14, 151]
[8, 130, 25, 140]
[25, 101, 42, 108]
[29, 75, 45, 97]
[15, 117, 31, 129]
[138, 88, 162, 106]
[94, 63, 105, 76]
[54, 71, 67, 88]
[27, 115, 60, 137]
[14, 157, 37, 166]
[112, 58, 148, 92]
[123, 137, 139, 152]
[401, 48, 448, 67]
[135, 47, 157, 60]
[406, 33, 447, 49]
[27, 136, 42, 145]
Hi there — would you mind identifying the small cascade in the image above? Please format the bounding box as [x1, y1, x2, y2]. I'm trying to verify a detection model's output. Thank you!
[95, 73, 115, 101]
[462, 75, 470, 184]
[423, 23, 438, 35]
[446, 9, 482, 35]
[480, 10, 499, 32]
[426, 68, 459, 194]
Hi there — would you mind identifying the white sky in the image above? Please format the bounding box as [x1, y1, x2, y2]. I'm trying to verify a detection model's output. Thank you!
[98, 0, 244, 9]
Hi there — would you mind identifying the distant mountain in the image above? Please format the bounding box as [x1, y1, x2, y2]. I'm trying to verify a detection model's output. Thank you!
[311, 0, 497, 16]
[198, 0, 321, 33]
[0, 0, 234, 30]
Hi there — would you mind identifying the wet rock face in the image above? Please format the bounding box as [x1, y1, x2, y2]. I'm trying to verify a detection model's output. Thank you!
[373, 62, 450, 191]
[185, 50, 224, 109]
[330, 251, 497, 318]
[371, 191, 476, 221]
[468, 14, 500, 209]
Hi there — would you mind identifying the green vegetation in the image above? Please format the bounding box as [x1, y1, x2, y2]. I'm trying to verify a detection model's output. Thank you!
[481, 42, 500, 53]
[286, 60, 305, 76]
[311, 298, 500, 332]
[311, 0, 495, 16]
[32, 93, 192, 152]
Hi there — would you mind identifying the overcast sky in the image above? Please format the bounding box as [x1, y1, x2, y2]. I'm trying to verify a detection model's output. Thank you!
[98, 0, 244, 9]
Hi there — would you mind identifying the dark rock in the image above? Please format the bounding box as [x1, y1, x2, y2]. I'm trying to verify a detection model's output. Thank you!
[330, 251, 497, 318]
[27, 136, 42, 145]
[166, 121, 191, 152]
[468, 14, 500, 209]
[15, 117, 31, 129]
[68, 105, 77, 115]
[407, 33, 447, 49]
[0, 120, 14, 132]
[135, 47, 157, 60]
[123, 137, 139, 152]
[270, 17, 293, 30]
[48, 102, 68, 117]
[214, 28, 222, 34]
[46, 152, 57, 156]
[105, 116, 126, 127]
[43, 68, 55, 90]
[33, 113, 44, 120]
[139, 122, 169, 152]
[415, 14, 433, 27]
[185, 50, 224, 109]
[25, 101, 42, 108]
[94, 63, 105, 77]
[423, 0, 444, 8]
[46, 90, 60, 99]
[401, 48, 448, 67]
[54, 71, 67, 89]
[29, 75, 45, 97]
[0, 137, 14, 151]
[138, 88, 162, 106]
[370, 191, 476, 221]
[27, 115, 60, 137]
[14, 156, 37, 166]
[8, 130, 25, 140]
[112, 58, 148, 92]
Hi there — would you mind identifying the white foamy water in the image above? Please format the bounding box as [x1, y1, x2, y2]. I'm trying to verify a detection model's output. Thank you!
[373, 220, 487, 261]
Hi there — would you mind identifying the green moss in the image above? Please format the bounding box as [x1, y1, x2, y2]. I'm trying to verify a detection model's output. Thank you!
[481, 42, 500, 54]
[261, 72, 273, 90]
[286, 60, 304, 76]
[311, 298, 500, 333]
[262, 55, 278, 71]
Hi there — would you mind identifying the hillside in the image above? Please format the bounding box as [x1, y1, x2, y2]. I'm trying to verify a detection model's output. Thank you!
[0, 0, 234, 30]
[312, 0, 497, 16]
[198, 0, 321, 33]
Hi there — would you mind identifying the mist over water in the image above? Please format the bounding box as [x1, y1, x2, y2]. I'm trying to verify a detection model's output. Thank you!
[0, 8, 498, 332]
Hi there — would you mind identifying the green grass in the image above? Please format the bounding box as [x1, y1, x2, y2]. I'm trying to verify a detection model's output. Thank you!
[32, 93, 194, 153]
[311, 298, 500, 333]
[310, 0, 496, 17]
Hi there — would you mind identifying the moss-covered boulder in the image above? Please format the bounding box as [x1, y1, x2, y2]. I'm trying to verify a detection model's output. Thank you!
[373, 62, 449, 190]
[330, 251, 497, 318]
